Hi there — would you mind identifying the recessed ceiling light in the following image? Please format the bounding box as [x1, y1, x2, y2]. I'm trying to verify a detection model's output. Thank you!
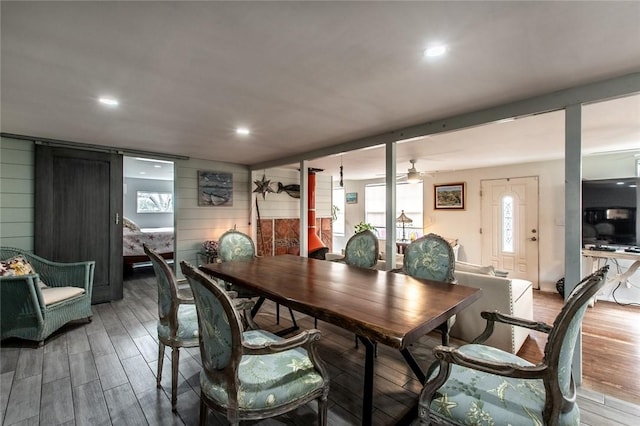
[139, 172, 146, 175]
[424, 44, 447, 58]
[154, 165, 162, 168]
[98, 96, 119, 107]
[630, 184, 637, 188]
[134, 157, 173, 164]
[616, 182, 624, 185]
[236, 127, 251, 136]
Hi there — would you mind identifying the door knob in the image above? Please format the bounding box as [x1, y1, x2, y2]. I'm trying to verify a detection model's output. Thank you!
[529, 236, 537, 241]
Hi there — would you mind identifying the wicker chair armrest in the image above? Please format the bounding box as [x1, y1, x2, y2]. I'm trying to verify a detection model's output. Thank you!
[31, 257, 95, 290]
[0, 275, 46, 322]
[243, 329, 322, 355]
[472, 311, 553, 344]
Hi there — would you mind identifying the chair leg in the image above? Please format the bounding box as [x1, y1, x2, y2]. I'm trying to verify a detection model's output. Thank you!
[157, 342, 165, 388]
[171, 346, 180, 411]
[318, 395, 328, 426]
[199, 396, 207, 426]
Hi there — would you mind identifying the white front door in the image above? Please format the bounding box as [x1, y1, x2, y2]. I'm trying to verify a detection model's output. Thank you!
[481, 177, 539, 287]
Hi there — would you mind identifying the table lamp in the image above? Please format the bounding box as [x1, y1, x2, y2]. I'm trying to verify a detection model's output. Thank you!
[396, 210, 413, 241]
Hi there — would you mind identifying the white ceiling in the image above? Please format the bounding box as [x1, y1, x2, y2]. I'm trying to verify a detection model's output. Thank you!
[2, 2, 639, 181]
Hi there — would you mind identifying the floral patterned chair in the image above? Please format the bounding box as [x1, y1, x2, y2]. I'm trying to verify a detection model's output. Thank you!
[331, 229, 379, 345]
[144, 244, 199, 411]
[418, 266, 609, 426]
[332, 229, 379, 269]
[400, 233, 456, 345]
[218, 229, 297, 330]
[180, 261, 330, 425]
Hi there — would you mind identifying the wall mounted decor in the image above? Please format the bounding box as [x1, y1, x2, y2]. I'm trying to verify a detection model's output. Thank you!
[198, 171, 233, 206]
[253, 173, 275, 200]
[434, 182, 465, 210]
[277, 182, 300, 198]
[346, 192, 358, 204]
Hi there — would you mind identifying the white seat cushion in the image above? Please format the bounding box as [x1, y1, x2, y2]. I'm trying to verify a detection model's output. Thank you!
[41, 286, 85, 305]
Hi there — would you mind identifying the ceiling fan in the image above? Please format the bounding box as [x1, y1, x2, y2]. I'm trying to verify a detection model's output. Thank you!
[374, 159, 429, 181]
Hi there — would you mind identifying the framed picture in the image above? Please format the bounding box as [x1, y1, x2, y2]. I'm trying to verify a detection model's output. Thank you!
[434, 182, 465, 210]
[345, 192, 358, 204]
[198, 171, 233, 206]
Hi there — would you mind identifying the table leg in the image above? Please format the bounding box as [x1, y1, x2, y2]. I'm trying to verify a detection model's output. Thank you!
[357, 336, 376, 426]
[400, 348, 426, 384]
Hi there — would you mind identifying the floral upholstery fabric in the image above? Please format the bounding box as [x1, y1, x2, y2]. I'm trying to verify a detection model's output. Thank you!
[218, 231, 255, 262]
[403, 233, 455, 283]
[428, 344, 579, 426]
[218, 230, 258, 298]
[200, 329, 325, 411]
[157, 304, 199, 344]
[343, 230, 378, 269]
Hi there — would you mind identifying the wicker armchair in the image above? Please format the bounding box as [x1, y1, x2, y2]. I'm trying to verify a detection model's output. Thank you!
[419, 266, 609, 426]
[0, 247, 94, 345]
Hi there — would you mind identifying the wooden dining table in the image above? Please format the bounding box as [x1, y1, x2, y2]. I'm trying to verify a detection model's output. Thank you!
[200, 254, 481, 425]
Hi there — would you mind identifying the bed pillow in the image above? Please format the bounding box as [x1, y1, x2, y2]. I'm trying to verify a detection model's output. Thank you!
[0, 255, 48, 288]
[455, 261, 495, 276]
[123, 217, 141, 232]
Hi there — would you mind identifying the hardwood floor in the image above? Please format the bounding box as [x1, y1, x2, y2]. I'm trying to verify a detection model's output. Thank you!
[1, 268, 639, 425]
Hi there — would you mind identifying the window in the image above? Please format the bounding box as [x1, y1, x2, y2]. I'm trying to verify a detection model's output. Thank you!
[136, 191, 173, 213]
[332, 187, 345, 236]
[364, 182, 423, 240]
[502, 195, 514, 252]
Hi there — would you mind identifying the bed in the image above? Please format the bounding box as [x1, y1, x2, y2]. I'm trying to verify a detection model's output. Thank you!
[123, 219, 174, 273]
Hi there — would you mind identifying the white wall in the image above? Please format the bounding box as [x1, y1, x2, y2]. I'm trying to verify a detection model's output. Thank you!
[123, 177, 174, 228]
[174, 158, 250, 276]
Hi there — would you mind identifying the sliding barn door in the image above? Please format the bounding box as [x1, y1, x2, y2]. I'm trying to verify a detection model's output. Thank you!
[35, 146, 123, 303]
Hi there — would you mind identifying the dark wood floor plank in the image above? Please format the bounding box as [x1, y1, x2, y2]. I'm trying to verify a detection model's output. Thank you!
[94, 303, 127, 337]
[15, 347, 43, 380]
[68, 351, 98, 388]
[0, 370, 14, 423]
[121, 354, 158, 397]
[133, 334, 160, 363]
[42, 348, 70, 384]
[40, 376, 74, 425]
[65, 326, 90, 355]
[104, 383, 147, 426]
[95, 353, 129, 391]
[0, 346, 20, 374]
[87, 330, 117, 358]
[110, 332, 142, 360]
[136, 387, 184, 426]
[3, 374, 41, 425]
[72, 379, 110, 426]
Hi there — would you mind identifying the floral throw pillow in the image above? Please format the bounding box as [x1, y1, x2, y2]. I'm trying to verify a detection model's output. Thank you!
[0, 255, 36, 276]
[0, 255, 47, 288]
[123, 217, 141, 232]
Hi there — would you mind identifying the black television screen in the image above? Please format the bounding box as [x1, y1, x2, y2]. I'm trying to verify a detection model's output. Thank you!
[582, 177, 638, 246]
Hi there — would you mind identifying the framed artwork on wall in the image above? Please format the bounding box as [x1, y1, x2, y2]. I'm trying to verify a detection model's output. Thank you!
[434, 182, 465, 210]
[346, 192, 358, 204]
[198, 171, 233, 206]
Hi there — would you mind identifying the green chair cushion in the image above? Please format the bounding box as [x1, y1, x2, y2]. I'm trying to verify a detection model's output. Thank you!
[429, 344, 579, 426]
[157, 304, 199, 343]
[200, 329, 325, 411]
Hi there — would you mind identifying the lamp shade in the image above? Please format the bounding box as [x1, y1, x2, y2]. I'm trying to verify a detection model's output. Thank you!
[396, 210, 413, 224]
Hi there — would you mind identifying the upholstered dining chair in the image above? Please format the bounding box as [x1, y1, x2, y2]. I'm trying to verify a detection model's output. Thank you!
[418, 266, 609, 426]
[401, 233, 456, 345]
[331, 229, 379, 343]
[332, 229, 379, 269]
[144, 244, 199, 411]
[218, 229, 297, 329]
[180, 261, 330, 426]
